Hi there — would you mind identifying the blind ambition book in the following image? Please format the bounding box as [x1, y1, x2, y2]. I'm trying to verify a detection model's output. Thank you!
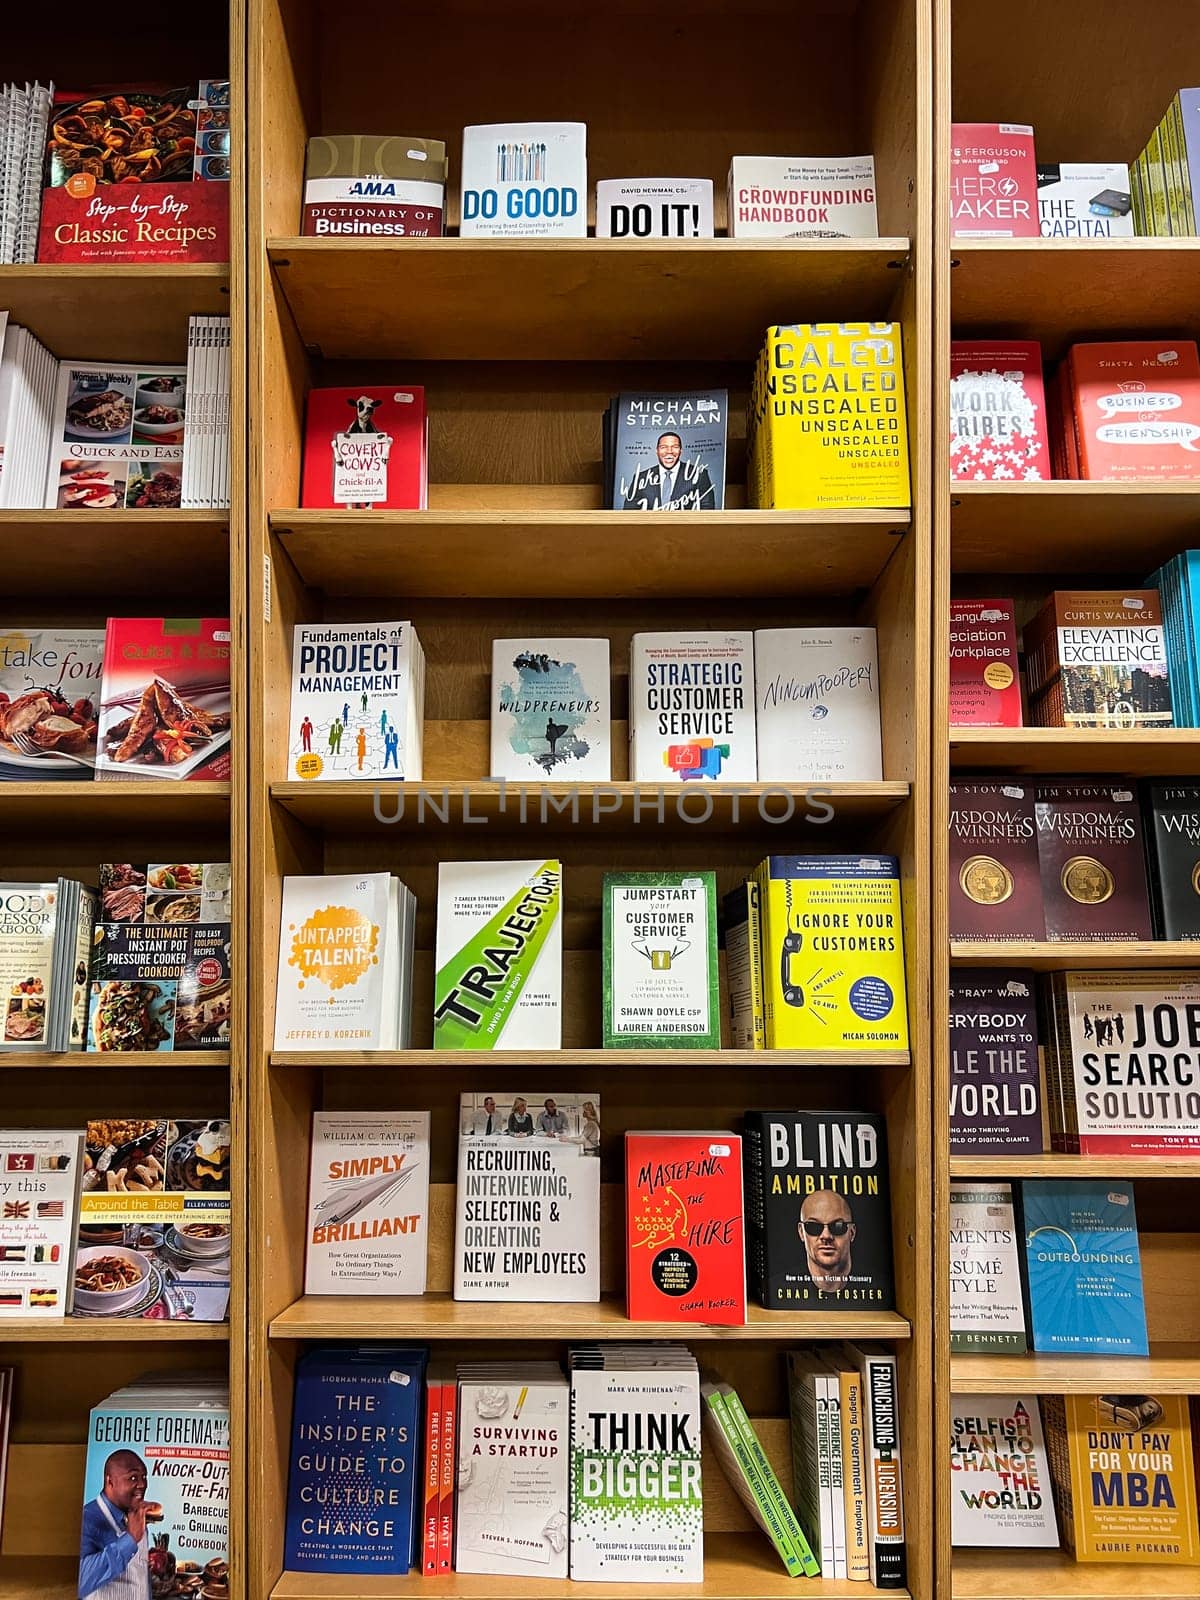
[608, 391, 727, 511]
[949, 342, 1051, 482]
[1143, 782, 1200, 937]
[1024, 590, 1173, 728]
[950, 1396, 1058, 1547]
[948, 782, 1044, 940]
[1034, 782, 1152, 941]
[948, 1182, 1027, 1353]
[1066, 341, 1200, 481]
[1022, 1179, 1148, 1357]
[948, 601, 1022, 727]
[302, 134, 447, 237]
[602, 871, 719, 1049]
[950, 124, 1039, 237]
[949, 969, 1042, 1154]
[743, 1111, 894, 1310]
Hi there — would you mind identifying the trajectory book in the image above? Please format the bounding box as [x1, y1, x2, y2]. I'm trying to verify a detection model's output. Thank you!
[304, 1111, 430, 1295]
[950, 1395, 1058, 1546]
[1022, 1179, 1148, 1356]
[603, 871, 719, 1048]
[949, 969, 1042, 1153]
[288, 621, 425, 782]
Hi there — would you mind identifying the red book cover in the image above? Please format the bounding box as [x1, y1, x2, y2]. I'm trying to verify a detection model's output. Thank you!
[422, 1374, 443, 1576]
[948, 780, 1046, 940]
[301, 386, 427, 510]
[1035, 782, 1153, 941]
[624, 1130, 746, 1326]
[439, 1376, 457, 1571]
[950, 341, 1051, 481]
[949, 599, 1022, 726]
[1069, 341, 1200, 480]
[94, 617, 232, 782]
[950, 123, 1039, 237]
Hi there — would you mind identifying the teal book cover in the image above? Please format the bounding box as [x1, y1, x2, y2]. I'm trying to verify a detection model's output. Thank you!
[1022, 1180, 1148, 1356]
[602, 871, 719, 1047]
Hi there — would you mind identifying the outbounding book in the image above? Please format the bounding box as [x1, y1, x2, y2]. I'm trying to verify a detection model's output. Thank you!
[1022, 1179, 1149, 1356]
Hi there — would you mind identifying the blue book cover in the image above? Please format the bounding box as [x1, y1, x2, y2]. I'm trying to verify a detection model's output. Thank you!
[1022, 1180, 1148, 1356]
[284, 1344, 427, 1573]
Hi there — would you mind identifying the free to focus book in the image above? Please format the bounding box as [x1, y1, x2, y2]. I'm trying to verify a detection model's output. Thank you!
[948, 781, 1044, 940]
[608, 390, 727, 510]
[460, 122, 586, 237]
[602, 871, 719, 1048]
[0, 1130, 84, 1318]
[1035, 782, 1152, 941]
[304, 1111, 430, 1294]
[628, 631, 755, 782]
[625, 1130, 746, 1324]
[433, 861, 562, 1049]
[1038, 162, 1134, 237]
[0, 626, 104, 777]
[94, 617, 231, 781]
[753, 627, 882, 781]
[1023, 1179, 1148, 1356]
[949, 969, 1042, 1153]
[1066, 341, 1200, 481]
[949, 342, 1051, 482]
[595, 179, 714, 238]
[490, 637, 610, 780]
[301, 386, 427, 509]
[302, 134, 447, 237]
[288, 622, 425, 782]
[743, 1110, 894, 1310]
[1144, 781, 1200, 937]
[727, 155, 877, 238]
[950, 1395, 1058, 1546]
[453, 1090, 600, 1301]
[1024, 590, 1173, 728]
[46, 359, 187, 510]
[950, 124, 1039, 237]
[948, 1182, 1027, 1353]
[948, 601, 1022, 727]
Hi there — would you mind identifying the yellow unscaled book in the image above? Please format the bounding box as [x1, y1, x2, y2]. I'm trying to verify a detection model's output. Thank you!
[747, 322, 911, 510]
[753, 854, 908, 1051]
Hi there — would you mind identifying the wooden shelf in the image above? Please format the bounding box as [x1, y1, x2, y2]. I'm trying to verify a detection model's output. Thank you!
[949, 482, 1200, 575]
[270, 1047, 912, 1070]
[270, 507, 911, 600]
[950, 1154, 1200, 1179]
[0, 780, 231, 828]
[0, 509, 229, 601]
[0, 1049, 230, 1070]
[0, 263, 231, 362]
[0, 1557, 77, 1600]
[267, 237, 912, 361]
[952, 1548, 1200, 1600]
[950, 941, 1200, 970]
[0, 1318, 229, 1341]
[951, 1343, 1200, 1393]
[949, 726, 1200, 774]
[269, 1293, 911, 1343]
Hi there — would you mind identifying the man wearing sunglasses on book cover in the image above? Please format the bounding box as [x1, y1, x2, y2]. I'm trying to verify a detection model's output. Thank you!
[799, 1190, 857, 1292]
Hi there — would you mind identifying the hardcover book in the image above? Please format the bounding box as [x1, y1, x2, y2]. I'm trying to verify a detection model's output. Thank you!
[0, 627, 104, 777]
[288, 621, 426, 782]
[753, 627, 882, 781]
[1034, 782, 1153, 941]
[453, 1090, 600, 1302]
[743, 1110, 894, 1310]
[727, 155, 878, 238]
[1143, 781, 1200, 937]
[0, 1129, 84, 1318]
[1067, 341, 1200, 482]
[950, 124, 1039, 237]
[1022, 1179, 1148, 1356]
[609, 390, 727, 511]
[490, 637, 610, 780]
[434, 860, 562, 1049]
[301, 386, 427, 510]
[460, 122, 586, 237]
[624, 1129, 745, 1324]
[304, 1111, 430, 1295]
[94, 617, 231, 781]
[302, 134, 447, 237]
[949, 342, 1051, 482]
[628, 631, 755, 782]
[274, 873, 391, 1051]
[1037, 162, 1134, 237]
[595, 179, 714, 238]
[949, 969, 1042, 1153]
[786, 1349, 844, 1575]
[1024, 590, 1173, 728]
[603, 871, 719, 1049]
[723, 882, 764, 1051]
[45, 360, 187, 510]
[950, 1395, 1058, 1546]
[948, 1182, 1027, 1352]
[948, 601, 1022, 727]
[836, 1341, 906, 1588]
[948, 781, 1044, 940]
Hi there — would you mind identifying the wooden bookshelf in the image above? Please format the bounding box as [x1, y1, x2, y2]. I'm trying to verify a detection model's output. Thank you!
[952, 1549, 1200, 1600]
[0, 509, 230, 596]
[271, 1048, 913, 1070]
[950, 1155, 1200, 1180]
[949, 726, 1200, 774]
[949, 483, 1200, 574]
[0, 263, 231, 363]
[952, 1346, 1200, 1394]
[0, 780, 232, 828]
[949, 941, 1200, 969]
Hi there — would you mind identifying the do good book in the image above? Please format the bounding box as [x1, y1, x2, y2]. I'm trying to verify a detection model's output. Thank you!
[753, 627, 882, 781]
[949, 969, 1043, 1153]
[1023, 1179, 1148, 1356]
[948, 600, 1022, 727]
[1066, 341, 1200, 481]
[602, 871, 719, 1049]
[743, 1110, 894, 1310]
[948, 1182, 1027, 1353]
[625, 1130, 746, 1325]
[0, 626, 104, 777]
[302, 134, 447, 237]
[595, 178, 714, 238]
[301, 386, 427, 510]
[727, 155, 878, 238]
[950, 124, 1039, 237]
[1144, 781, 1200, 936]
[0, 1129, 84, 1317]
[461, 122, 586, 237]
[1034, 782, 1152, 941]
[95, 617, 232, 781]
[1024, 590, 1173, 728]
[609, 390, 727, 511]
[628, 631, 756, 782]
[288, 622, 425, 782]
[950, 1395, 1058, 1546]
[490, 638, 610, 781]
[949, 342, 1051, 482]
[1038, 162, 1134, 237]
[453, 1090, 600, 1302]
[949, 781, 1044, 940]
[305, 1111, 430, 1295]
[45, 359, 187, 509]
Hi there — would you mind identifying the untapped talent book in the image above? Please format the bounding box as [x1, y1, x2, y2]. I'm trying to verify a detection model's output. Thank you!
[288, 621, 425, 782]
[274, 873, 391, 1051]
[950, 1396, 1058, 1547]
[602, 871, 719, 1049]
[1022, 1180, 1148, 1356]
[304, 1111, 430, 1295]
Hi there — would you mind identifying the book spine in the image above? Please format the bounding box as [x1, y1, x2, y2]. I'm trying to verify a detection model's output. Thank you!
[1039, 1395, 1077, 1554]
[839, 1367, 871, 1582]
[746, 877, 766, 1050]
[706, 1390, 804, 1577]
[787, 1366, 826, 1572]
[440, 1378, 457, 1571]
[724, 1389, 820, 1577]
[422, 1381, 442, 1575]
[858, 1349, 906, 1589]
[824, 1374, 847, 1578]
[814, 1377, 837, 1575]
[1048, 974, 1081, 1153]
[753, 858, 776, 1046]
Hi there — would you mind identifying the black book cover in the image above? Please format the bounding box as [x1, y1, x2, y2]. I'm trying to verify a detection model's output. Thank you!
[1143, 781, 1200, 938]
[742, 1109, 894, 1311]
[949, 968, 1044, 1153]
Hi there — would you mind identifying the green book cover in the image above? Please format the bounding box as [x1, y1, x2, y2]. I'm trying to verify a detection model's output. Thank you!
[721, 1382, 821, 1576]
[700, 1380, 806, 1577]
[602, 871, 719, 1048]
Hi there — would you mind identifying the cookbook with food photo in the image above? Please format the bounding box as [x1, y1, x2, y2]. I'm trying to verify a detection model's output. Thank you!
[0, 627, 104, 778]
[44, 360, 187, 510]
[75, 1118, 231, 1321]
[94, 618, 232, 781]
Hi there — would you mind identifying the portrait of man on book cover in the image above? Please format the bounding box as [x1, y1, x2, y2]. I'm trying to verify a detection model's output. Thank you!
[798, 1188, 857, 1291]
[621, 431, 717, 511]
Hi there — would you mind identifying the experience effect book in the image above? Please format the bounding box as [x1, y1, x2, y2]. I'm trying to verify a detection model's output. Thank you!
[602, 871, 719, 1049]
[1022, 1179, 1148, 1356]
[304, 1111, 430, 1295]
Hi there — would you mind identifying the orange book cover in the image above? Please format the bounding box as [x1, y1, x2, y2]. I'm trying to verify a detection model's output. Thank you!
[1070, 341, 1200, 481]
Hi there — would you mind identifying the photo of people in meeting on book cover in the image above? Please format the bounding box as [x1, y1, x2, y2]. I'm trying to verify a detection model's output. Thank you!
[460, 1090, 600, 1154]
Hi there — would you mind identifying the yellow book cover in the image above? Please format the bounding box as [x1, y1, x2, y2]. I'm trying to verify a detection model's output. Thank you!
[1046, 1393, 1200, 1563]
[756, 854, 908, 1050]
[747, 323, 911, 511]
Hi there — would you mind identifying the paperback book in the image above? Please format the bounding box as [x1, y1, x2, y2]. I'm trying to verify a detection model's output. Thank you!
[948, 600, 1022, 727]
[490, 637, 610, 780]
[1024, 590, 1173, 728]
[288, 621, 426, 782]
[302, 134, 447, 237]
[304, 1111, 430, 1295]
[723, 881, 765, 1051]
[948, 781, 1044, 941]
[628, 631, 755, 782]
[460, 122, 586, 237]
[1131, 88, 1200, 235]
[180, 314, 232, 510]
[0, 1129, 84, 1317]
[1037, 163, 1134, 237]
[950, 1395, 1058, 1546]
[786, 1349, 845, 1575]
[949, 342, 1050, 481]
[727, 155, 878, 238]
[94, 617, 232, 781]
[949, 1182, 1027, 1352]
[45, 359, 187, 510]
[950, 124, 1039, 237]
[602, 871, 719, 1048]
[0, 81, 52, 264]
[301, 386, 427, 510]
[1147, 549, 1200, 726]
[1142, 781, 1200, 937]
[608, 390, 727, 511]
[836, 1341, 906, 1588]
[0, 877, 87, 1052]
[0, 320, 56, 508]
[1034, 782, 1152, 941]
[753, 627, 882, 781]
[949, 969, 1043, 1153]
[1022, 1179, 1148, 1356]
[0, 626, 103, 777]
[595, 178, 713, 238]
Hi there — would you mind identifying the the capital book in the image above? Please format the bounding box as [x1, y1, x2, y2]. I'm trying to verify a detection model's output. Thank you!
[949, 781, 1044, 940]
[288, 621, 425, 782]
[1143, 782, 1200, 937]
[304, 1112, 430, 1295]
[607, 390, 727, 511]
[949, 1182, 1027, 1352]
[595, 178, 714, 238]
[624, 1130, 745, 1324]
[1034, 782, 1152, 941]
[94, 617, 232, 781]
[950, 342, 1051, 482]
[1022, 1179, 1148, 1356]
[603, 871, 719, 1048]
[453, 1090, 599, 1302]
[301, 386, 427, 510]
[727, 155, 878, 238]
[753, 627, 882, 781]
[948, 600, 1022, 726]
[950, 124, 1039, 236]
[1024, 590, 1173, 728]
[628, 631, 756, 782]
[301, 134, 447, 237]
[1038, 163, 1134, 237]
[743, 1110, 894, 1312]
[490, 637, 610, 780]
[0, 626, 104, 777]
[0, 1130, 84, 1317]
[949, 969, 1043, 1153]
[1065, 341, 1200, 482]
[460, 122, 586, 237]
[950, 1395, 1058, 1546]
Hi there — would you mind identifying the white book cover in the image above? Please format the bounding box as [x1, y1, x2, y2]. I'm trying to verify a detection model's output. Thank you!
[273, 873, 392, 1050]
[434, 861, 562, 1049]
[728, 155, 878, 238]
[461, 122, 586, 237]
[595, 178, 714, 239]
[949, 1181, 1027, 1353]
[0, 1129, 84, 1317]
[1037, 162, 1134, 238]
[304, 1111, 430, 1294]
[950, 1394, 1059, 1546]
[490, 637, 610, 780]
[754, 627, 883, 782]
[287, 621, 425, 782]
[629, 631, 756, 782]
[455, 1373, 570, 1575]
[453, 1090, 599, 1302]
[44, 358, 187, 511]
